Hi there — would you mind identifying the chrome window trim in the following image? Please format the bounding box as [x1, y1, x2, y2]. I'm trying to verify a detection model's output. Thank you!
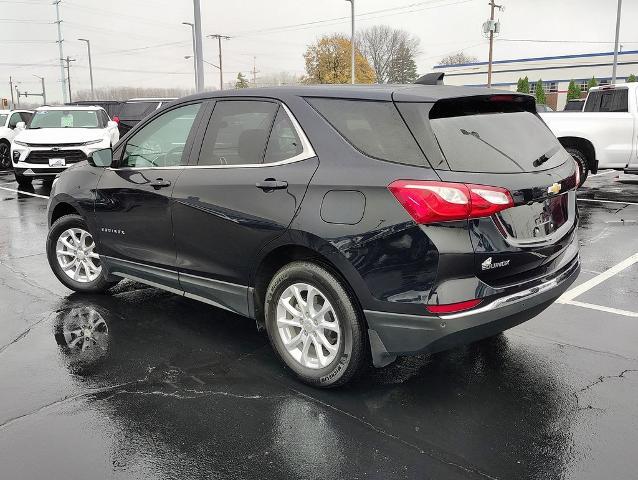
[107, 102, 316, 172]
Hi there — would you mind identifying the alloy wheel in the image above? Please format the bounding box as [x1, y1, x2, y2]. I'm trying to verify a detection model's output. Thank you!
[56, 227, 102, 283]
[0, 143, 10, 169]
[276, 282, 341, 369]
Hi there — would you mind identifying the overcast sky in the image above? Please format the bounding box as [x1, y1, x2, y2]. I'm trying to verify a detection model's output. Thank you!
[2, 0, 636, 102]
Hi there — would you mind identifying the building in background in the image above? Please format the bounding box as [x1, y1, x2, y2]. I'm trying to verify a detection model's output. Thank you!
[434, 50, 638, 110]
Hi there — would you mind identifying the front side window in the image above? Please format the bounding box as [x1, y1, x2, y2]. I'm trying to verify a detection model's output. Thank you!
[122, 103, 201, 168]
[264, 107, 303, 163]
[29, 110, 100, 129]
[307, 98, 427, 167]
[198, 100, 278, 166]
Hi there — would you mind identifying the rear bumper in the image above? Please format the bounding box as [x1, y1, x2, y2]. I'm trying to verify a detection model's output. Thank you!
[365, 255, 580, 367]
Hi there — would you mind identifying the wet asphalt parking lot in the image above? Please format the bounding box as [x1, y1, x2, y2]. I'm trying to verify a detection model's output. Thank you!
[0, 169, 637, 480]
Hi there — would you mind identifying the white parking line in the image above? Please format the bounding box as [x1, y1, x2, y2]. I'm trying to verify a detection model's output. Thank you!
[562, 300, 638, 318]
[577, 197, 638, 206]
[559, 252, 638, 303]
[590, 170, 617, 177]
[0, 186, 49, 200]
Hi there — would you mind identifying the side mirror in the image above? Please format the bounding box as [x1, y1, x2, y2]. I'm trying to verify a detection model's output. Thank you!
[88, 148, 113, 168]
[107, 120, 118, 128]
[15, 121, 26, 130]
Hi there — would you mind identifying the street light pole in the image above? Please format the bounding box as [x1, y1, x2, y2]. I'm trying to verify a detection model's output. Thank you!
[33, 74, 46, 104]
[192, 0, 205, 92]
[612, 0, 623, 84]
[346, 0, 355, 84]
[78, 38, 94, 97]
[182, 22, 198, 91]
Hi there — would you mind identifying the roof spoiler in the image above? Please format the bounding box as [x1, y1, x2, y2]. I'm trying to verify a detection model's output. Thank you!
[414, 72, 444, 86]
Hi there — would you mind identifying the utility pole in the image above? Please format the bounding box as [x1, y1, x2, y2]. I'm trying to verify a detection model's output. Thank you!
[485, 1, 503, 88]
[9, 76, 15, 109]
[63, 56, 76, 103]
[252, 56, 259, 86]
[78, 38, 94, 97]
[15, 86, 20, 108]
[346, 0, 355, 84]
[53, 0, 68, 103]
[182, 22, 198, 91]
[33, 74, 46, 104]
[193, 0, 205, 92]
[208, 34, 230, 90]
[612, 0, 622, 84]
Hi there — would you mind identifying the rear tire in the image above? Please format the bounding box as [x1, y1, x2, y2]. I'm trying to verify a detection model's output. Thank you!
[264, 261, 367, 387]
[565, 147, 588, 187]
[47, 214, 118, 293]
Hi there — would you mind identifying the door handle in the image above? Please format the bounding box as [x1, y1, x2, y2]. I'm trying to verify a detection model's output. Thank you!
[256, 178, 288, 191]
[150, 178, 171, 190]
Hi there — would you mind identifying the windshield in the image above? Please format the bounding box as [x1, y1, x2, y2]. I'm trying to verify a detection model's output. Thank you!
[0, 114, 7, 126]
[29, 110, 100, 129]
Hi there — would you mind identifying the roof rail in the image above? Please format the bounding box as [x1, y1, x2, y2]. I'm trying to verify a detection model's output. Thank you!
[414, 72, 445, 86]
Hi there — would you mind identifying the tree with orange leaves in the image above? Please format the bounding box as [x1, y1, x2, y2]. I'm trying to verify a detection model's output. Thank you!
[303, 34, 376, 84]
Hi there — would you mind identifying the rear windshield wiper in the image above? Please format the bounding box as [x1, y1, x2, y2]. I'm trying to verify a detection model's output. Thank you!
[460, 129, 525, 171]
[532, 146, 561, 168]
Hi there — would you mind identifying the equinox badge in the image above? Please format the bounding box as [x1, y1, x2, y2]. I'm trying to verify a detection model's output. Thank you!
[482, 257, 511, 271]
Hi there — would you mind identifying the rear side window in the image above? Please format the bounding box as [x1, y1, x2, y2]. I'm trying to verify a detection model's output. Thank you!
[307, 98, 427, 167]
[198, 100, 278, 166]
[401, 99, 564, 173]
[264, 107, 303, 163]
[584, 89, 628, 112]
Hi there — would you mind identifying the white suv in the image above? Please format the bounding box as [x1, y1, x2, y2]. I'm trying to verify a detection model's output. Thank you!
[11, 105, 119, 186]
[0, 110, 33, 169]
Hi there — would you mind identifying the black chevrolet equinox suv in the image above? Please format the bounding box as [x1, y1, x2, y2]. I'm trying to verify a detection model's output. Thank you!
[46, 85, 581, 387]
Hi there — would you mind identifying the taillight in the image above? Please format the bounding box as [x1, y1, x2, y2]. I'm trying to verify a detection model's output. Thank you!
[426, 298, 482, 314]
[573, 158, 581, 188]
[388, 180, 514, 224]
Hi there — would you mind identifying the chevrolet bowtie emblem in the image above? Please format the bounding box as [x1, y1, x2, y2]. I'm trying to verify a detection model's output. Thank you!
[547, 182, 561, 195]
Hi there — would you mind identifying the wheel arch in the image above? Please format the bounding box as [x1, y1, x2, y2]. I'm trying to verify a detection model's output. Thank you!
[558, 136, 597, 174]
[251, 237, 369, 331]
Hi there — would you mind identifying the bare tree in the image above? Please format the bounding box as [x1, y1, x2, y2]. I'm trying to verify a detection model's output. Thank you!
[437, 51, 478, 66]
[357, 25, 420, 84]
[73, 86, 194, 102]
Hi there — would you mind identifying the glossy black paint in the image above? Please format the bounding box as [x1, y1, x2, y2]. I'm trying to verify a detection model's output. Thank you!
[47, 84, 580, 360]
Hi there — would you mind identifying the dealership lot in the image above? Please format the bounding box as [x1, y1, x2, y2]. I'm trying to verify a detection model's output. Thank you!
[0, 170, 636, 479]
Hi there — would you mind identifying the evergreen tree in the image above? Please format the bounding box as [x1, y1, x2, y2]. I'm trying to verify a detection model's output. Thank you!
[587, 76, 598, 91]
[516, 76, 530, 94]
[534, 79, 546, 105]
[567, 80, 581, 101]
[387, 42, 418, 83]
[235, 72, 249, 89]
[627, 74, 637, 83]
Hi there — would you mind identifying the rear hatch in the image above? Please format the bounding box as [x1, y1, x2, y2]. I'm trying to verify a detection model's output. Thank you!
[397, 94, 579, 286]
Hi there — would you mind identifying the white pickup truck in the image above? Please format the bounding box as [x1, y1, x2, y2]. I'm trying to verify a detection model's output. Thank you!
[540, 83, 638, 185]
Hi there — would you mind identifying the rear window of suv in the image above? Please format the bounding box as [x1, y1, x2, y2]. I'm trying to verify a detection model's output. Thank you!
[120, 101, 160, 119]
[307, 98, 428, 167]
[399, 99, 565, 173]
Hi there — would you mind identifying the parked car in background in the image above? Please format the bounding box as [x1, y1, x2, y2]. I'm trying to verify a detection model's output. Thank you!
[0, 109, 33, 169]
[117, 98, 176, 137]
[67, 100, 123, 122]
[536, 103, 554, 113]
[45, 85, 580, 387]
[563, 99, 585, 111]
[540, 83, 638, 185]
[11, 105, 119, 187]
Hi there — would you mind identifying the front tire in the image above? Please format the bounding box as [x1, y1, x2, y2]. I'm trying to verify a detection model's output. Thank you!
[47, 214, 118, 293]
[566, 147, 588, 187]
[0, 141, 10, 169]
[14, 171, 32, 188]
[264, 261, 367, 387]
